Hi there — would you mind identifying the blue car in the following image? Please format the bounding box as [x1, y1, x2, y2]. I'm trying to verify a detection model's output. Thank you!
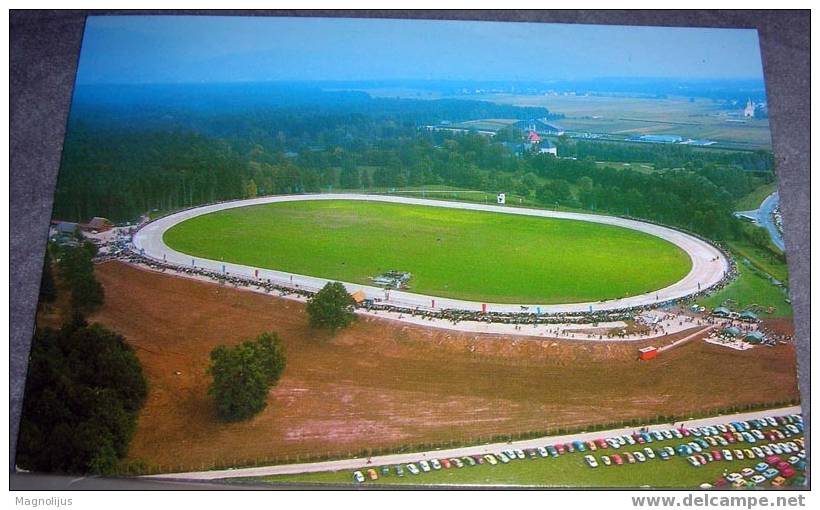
[677, 444, 693, 456]
[573, 440, 587, 452]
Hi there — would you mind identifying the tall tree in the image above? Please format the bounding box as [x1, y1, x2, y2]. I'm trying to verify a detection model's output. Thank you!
[306, 281, 356, 333]
[209, 332, 287, 422]
[17, 315, 147, 474]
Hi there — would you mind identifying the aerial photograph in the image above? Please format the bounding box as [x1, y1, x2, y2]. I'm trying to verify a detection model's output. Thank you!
[17, 15, 803, 489]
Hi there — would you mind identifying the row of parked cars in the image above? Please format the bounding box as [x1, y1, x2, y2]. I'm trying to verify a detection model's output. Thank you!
[700, 449, 808, 489]
[351, 413, 803, 483]
[684, 438, 804, 467]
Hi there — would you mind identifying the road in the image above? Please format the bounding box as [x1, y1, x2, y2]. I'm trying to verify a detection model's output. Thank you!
[132, 193, 729, 315]
[142, 405, 801, 481]
[734, 192, 784, 251]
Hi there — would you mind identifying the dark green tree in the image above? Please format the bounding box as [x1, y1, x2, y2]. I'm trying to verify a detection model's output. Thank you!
[17, 315, 147, 474]
[208, 332, 287, 422]
[39, 248, 57, 303]
[306, 281, 356, 333]
[57, 242, 104, 312]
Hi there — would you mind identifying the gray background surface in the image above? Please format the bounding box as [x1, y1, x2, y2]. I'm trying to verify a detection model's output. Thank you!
[9, 10, 810, 489]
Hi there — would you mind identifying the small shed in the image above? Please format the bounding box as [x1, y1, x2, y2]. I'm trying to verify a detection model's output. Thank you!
[638, 346, 658, 361]
[83, 217, 114, 233]
[350, 290, 367, 304]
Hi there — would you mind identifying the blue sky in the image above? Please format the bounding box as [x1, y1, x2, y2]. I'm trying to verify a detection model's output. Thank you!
[77, 16, 765, 84]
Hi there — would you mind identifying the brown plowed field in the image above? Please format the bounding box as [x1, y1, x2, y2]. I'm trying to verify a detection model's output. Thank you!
[89, 261, 799, 472]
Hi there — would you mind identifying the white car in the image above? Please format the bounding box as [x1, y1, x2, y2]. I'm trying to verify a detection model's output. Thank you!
[765, 417, 777, 427]
[419, 460, 431, 472]
[761, 445, 773, 456]
[725, 473, 742, 483]
[353, 471, 365, 483]
[643, 447, 656, 460]
[770, 444, 783, 455]
[497, 453, 510, 464]
[430, 459, 441, 470]
[537, 447, 549, 458]
[689, 442, 702, 453]
[634, 452, 646, 463]
[752, 447, 764, 458]
[584, 455, 599, 468]
[722, 450, 733, 461]
[601, 455, 612, 466]
[751, 475, 767, 485]
[623, 435, 636, 445]
[687, 456, 700, 467]
[733, 449, 744, 460]
[751, 429, 765, 440]
[515, 449, 526, 460]
[662, 430, 673, 440]
[741, 468, 755, 477]
[406, 463, 420, 475]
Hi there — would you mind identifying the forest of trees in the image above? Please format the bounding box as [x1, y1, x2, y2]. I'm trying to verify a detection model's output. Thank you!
[53, 84, 775, 246]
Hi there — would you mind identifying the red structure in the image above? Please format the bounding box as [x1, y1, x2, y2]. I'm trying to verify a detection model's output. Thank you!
[638, 346, 658, 361]
[527, 131, 541, 143]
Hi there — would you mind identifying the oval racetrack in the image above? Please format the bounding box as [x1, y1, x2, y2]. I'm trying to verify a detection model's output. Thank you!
[132, 194, 729, 314]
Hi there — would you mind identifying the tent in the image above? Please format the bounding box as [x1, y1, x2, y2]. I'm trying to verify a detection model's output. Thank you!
[739, 310, 759, 321]
[350, 290, 367, 304]
[722, 326, 742, 337]
[712, 307, 732, 317]
[744, 331, 766, 344]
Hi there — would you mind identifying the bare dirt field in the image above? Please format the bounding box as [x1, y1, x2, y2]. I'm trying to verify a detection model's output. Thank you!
[89, 261, 798, 472]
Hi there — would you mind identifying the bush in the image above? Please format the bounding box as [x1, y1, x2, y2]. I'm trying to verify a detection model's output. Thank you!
[17, 315, 147, 474]
[209, 332, 287, 422]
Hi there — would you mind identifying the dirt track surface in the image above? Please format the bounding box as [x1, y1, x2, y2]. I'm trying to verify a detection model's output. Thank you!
[92, 261, 799, 472]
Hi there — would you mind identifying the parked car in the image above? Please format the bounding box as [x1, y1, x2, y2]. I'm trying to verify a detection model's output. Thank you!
[381, 465, 390, 477]
[751, 447, 764, 458]
[754, 462, 769, 473]
[430, 459, 442, 470]
[419, 461, 431, 473]
[643, 447, 655, 460]
[624, 452, 636, 464]
[771, 476, 788, 487]
[450, 458, 464, 468]
[741, 468, 755, 478]
[586, 440, 597, 451]
[634, 451, 646, 463]
[472, 455, 485, 465]
[555, 444, 566, 455]
[743, 448, 755, 459]
[483, 455, 497, 466]
[661, 430, 673, 440]
[353, 471, 365, 483]
[497, 453, 510, 464]
[780, 466, 796, 478]
[463, 456, 476, 467]
[564, 443, 575, 454]
[584, 455, 598, 468]
[395, 465, 404, 477]
[611, 454, 624, 465]
[733, 449, 744, 460]
[514, 449, 526, 460]
[686, 456, 700, 467]
[725, 472, 742, 483]
[407, 463, 420, 475]
[537, 447, 549, 458]
[367, 468, 379, 481]
[547, 446, 559, 458]
[658, 449, 670, 461]
[601, 455, 611, 466]
[438, 458, 450, 469]
[711, 450, 722, 461]
[751, 475, 767, 485]
[722, 449, 733, 461]
[763, 468, 780, 480]
[623, 434, 636, 445]
[677, 444, 693, 456]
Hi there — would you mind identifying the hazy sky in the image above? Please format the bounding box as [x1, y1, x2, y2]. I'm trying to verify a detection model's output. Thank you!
[77, 16, 765, 84]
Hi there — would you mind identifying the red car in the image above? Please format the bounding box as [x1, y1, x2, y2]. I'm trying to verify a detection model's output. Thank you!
[776, 461, 791, 471]
[471, 455, 484, 465]
[679, 428, 691, 437]
[611, 454, 624, 466]
[595, 438, 608, 449]
[712, 450, 722, 461]
[722, 432, 736, 443]
[780, 466, 796, 478]
[555, 444, 566, 455]
[564, 443, 575, 453]
[714, 479, 728, 488]
[766, 455, 782, 465]
[633, 434, 646, 444]
[441, 459, 451, 469]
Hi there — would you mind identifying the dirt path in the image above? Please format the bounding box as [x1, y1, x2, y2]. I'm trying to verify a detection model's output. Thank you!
[91, 262, 798, 473]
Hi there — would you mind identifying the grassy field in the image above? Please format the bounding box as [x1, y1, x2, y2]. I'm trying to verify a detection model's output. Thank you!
[698, 263, 791, 317]
[465, 94, 772, 149]
[735, 183, 778, 211]
[249, 436, 803, 488]
[163, 199, 691, 304]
